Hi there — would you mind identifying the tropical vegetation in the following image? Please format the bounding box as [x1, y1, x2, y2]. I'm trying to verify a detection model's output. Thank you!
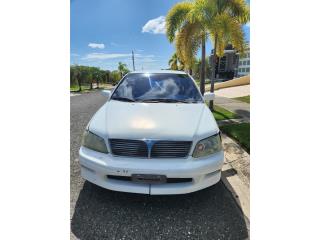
[70, 65, 123, 92]
[166, 0, 249, 110]
[118, 62, 130, 78]
[168, 53, 178, 70]
[192, 57, 212, 80]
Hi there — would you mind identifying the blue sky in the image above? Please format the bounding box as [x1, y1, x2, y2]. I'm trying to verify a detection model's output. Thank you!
[71, 0, 250, 71]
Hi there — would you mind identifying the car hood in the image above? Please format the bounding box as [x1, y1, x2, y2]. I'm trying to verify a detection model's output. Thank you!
[89, 100, 219, 141]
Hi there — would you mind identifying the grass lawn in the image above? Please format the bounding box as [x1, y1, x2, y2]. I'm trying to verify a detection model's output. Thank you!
[220, 123, 250, 153]
[212, 105, 239, 121]
[70, 83, 113, 92]
[234, 95, 250, 103]
[70, 85, 92, 92]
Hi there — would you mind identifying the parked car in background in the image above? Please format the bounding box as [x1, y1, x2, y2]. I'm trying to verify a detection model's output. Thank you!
[79, 70, 224, 194]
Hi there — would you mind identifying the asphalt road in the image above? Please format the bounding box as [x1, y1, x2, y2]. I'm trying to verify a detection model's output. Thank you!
[70, 91, 249, 240]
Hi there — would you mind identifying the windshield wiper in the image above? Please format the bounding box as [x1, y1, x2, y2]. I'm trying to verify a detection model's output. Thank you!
[111, 97, 136, 102]
[140, 98, 191, 103]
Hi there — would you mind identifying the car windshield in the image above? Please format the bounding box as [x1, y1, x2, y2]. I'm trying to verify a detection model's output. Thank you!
[111, 73, 203, 103]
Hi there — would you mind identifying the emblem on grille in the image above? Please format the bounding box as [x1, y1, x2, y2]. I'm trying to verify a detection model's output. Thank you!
[144, 139, 157, 158]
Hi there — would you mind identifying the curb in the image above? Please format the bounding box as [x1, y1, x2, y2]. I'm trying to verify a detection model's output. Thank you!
[220, 134, 250, 222]
[221, 163, 250, 221]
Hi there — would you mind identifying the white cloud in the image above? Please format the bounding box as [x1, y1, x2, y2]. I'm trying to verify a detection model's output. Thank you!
[136, 54, 154, 58]
[88, 43, 105, 49]
[83, 53, 132, 60]
[142, 16, 166, 34]
[81, 52, 161, 70]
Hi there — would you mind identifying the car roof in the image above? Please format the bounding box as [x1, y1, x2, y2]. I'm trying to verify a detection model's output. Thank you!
[129, 70, 187, 74]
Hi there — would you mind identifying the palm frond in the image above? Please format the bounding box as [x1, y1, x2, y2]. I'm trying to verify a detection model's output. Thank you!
[168, 53, 179, 70]
[175, 21, 203, 70]
[166, 2, 193, 42]
[226, 0, 250, 24]
[209, 12, 245, 56]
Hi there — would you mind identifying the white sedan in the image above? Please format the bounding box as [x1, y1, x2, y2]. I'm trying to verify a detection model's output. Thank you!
[79, 70, 224, 194]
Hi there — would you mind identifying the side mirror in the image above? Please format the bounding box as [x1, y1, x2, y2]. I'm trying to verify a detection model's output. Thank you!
[203, 92, 215, 101]
[101, 90, 111, 99]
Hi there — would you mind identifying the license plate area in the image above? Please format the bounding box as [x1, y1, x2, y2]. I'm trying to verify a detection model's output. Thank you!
[131, 174, 166, 184]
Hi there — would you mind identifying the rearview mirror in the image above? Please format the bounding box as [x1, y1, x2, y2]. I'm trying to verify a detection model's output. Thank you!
[203, 92, 215, 101]
[101, 90, 111, 99]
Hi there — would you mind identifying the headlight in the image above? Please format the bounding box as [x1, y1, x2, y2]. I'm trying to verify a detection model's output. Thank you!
[82, 130, 108, 153]
[193, 134, 222, 158]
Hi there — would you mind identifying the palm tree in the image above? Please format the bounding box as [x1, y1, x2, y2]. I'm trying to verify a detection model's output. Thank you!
[118, 62, 129, 78]
[168, 53, 179, 70]
[166, 1, 207, 95]
[166, 0, 249, 100]
[198, 0, 249, 110]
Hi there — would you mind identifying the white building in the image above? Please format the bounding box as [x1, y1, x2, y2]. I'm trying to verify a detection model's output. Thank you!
[235, 48, 250, 77]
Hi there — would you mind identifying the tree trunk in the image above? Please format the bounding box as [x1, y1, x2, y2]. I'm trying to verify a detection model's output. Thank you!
[200, 34, 206, 95]
[209, 35, 218, 111]
[97, 79, 99, 88]
[90, 82, 93, 90]
[77, 76, 82, 92]
[189, 68, 192, 76]
[107, 73, 110, 83]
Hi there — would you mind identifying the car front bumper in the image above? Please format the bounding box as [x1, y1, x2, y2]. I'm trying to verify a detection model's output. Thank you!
[79, 146, 224, 195]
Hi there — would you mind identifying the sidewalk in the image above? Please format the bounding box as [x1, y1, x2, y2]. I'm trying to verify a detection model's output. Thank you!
[215, 96, 250, 121]
[215, 84, 250, 98]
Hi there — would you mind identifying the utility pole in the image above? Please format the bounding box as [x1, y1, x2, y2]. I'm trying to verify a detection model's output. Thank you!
[132, 50, 136, 71]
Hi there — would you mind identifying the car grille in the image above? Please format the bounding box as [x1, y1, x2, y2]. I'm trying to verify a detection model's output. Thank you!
[109, 139, 192, 158]
[109, 139, 148, 158]
[151, 141, 192, 158]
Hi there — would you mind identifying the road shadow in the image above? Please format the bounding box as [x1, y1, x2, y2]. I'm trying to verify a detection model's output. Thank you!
[71, 181, 249, 240]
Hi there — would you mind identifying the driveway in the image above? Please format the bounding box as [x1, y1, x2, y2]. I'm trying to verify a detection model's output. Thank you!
[70, 91, 249, 240]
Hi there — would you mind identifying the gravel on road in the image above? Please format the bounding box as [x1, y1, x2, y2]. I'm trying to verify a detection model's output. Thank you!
[70, 91, 249, 240]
